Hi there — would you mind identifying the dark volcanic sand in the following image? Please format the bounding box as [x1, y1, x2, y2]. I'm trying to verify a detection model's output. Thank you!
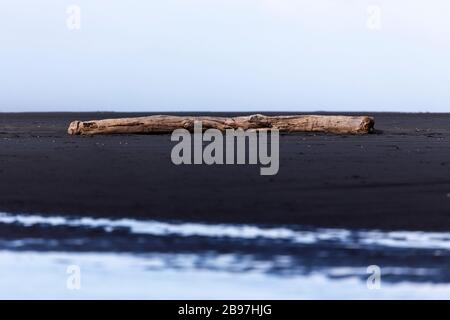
[1, 112, 450, 231]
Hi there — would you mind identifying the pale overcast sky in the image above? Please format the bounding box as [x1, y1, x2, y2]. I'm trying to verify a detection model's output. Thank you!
[0, 0, 449, 112]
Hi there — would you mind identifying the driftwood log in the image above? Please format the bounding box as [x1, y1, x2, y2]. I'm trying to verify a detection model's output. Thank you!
[68, 114, 374, 135]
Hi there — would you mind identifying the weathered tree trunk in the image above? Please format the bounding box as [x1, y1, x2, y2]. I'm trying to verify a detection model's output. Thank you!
[68, 114, 374, 135]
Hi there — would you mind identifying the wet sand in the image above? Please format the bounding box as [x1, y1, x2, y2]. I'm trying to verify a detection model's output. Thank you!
[1, 112, 450, 231]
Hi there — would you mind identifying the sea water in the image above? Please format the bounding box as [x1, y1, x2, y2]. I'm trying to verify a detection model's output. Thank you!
[0, 212, 449, 299]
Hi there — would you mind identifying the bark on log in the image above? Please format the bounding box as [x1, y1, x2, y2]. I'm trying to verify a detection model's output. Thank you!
[68, 114, 374, 135]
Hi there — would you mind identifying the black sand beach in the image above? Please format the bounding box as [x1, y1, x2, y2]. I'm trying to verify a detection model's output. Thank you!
[1, 112, 450, 231]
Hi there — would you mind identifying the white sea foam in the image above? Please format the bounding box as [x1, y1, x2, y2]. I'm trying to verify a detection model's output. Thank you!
[1, 250, 449, 299]
[1, 212, 450, 250]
